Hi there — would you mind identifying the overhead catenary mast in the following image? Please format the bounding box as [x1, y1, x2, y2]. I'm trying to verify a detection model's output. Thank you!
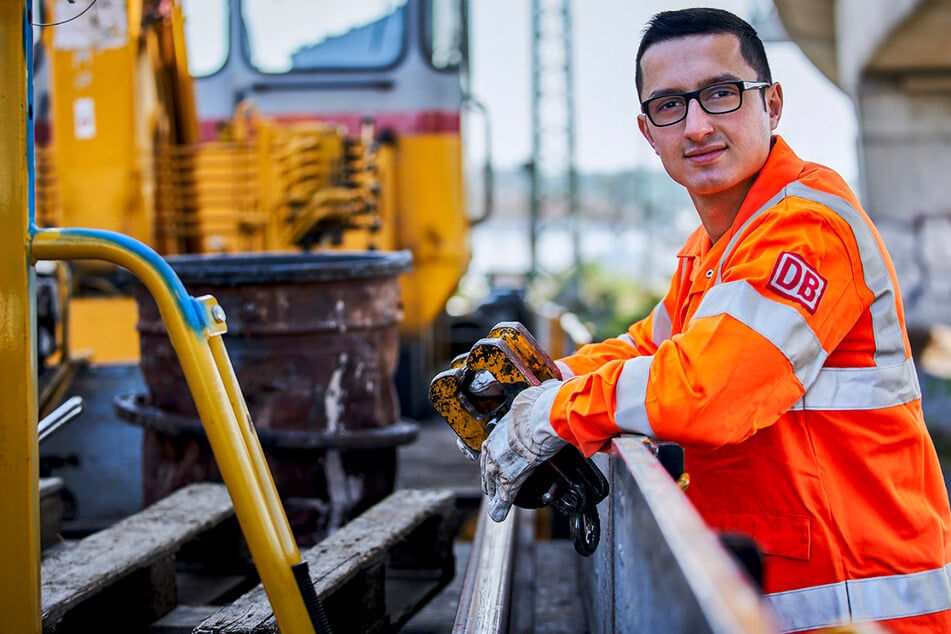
[529, 0, 580, 301]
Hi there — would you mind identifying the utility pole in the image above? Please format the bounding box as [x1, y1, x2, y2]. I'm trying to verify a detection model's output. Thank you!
[529, 0, 580, 301]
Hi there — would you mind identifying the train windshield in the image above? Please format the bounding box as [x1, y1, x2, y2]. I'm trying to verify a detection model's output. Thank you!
[240, 0, 408, 73]
[181, 0, 230, 77]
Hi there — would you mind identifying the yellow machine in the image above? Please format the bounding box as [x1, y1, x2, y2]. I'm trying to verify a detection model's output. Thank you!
[34, 0, 486, 416]
[5, 3, 334, 630]
[6, 1, 493, 629]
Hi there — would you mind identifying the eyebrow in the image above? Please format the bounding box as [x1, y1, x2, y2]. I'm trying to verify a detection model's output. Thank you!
[645, 73, 744, 100]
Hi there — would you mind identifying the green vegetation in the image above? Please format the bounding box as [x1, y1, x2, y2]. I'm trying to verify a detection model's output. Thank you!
[543, 261, 663, 341]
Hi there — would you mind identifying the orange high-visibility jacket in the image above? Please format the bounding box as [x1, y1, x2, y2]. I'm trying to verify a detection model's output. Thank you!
[551, 136, 951, 632]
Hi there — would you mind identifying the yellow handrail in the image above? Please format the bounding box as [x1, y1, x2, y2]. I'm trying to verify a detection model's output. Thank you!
[31, 228, 315, 634]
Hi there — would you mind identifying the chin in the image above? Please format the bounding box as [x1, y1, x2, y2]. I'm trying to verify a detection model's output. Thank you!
[677, 176, 731, 196]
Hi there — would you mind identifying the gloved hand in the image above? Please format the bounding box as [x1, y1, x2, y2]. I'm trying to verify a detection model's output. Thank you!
[480, 379, 567, 522]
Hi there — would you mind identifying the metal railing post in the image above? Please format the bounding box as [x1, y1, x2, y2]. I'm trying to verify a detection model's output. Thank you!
[30, 228, 316, 633]
[582, 437, 780, 633]
[0, 3, 42, 631]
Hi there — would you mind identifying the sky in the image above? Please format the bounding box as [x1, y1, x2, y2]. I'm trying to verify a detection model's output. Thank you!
[468, 0, 860, 186]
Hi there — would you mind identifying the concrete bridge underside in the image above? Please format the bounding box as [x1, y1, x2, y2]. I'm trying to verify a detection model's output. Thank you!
[773, 0, 951, 334]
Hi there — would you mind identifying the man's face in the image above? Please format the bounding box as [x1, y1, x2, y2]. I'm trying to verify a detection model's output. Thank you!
[636, 33, 782, 201]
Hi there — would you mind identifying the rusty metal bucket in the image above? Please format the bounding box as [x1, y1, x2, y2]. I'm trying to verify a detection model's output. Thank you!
[115, 250, 415, 544]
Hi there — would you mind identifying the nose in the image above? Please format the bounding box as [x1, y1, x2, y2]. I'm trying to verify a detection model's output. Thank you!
[682, 95, 714, 140]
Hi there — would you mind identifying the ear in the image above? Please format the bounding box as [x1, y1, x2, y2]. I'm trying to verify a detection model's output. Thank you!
[766, 82, 783, 132]
[637, 113, 658, 155]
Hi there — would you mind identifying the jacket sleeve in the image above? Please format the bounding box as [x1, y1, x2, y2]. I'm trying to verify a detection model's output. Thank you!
[548, 206, 870, 456]
[557, 270, 681, 377]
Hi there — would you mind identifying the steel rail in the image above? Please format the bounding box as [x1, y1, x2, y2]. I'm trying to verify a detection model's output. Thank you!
[452, 500, 521, 633]
[450, 438, 783, 633]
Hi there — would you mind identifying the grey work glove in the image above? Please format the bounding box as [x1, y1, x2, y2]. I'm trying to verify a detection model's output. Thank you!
[480, 379, 567, 522]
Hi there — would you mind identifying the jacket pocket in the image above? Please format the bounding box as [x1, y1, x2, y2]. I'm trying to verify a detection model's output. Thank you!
[703, 511, 811, 561]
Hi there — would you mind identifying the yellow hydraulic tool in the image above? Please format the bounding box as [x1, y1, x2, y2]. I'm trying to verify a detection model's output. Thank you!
[430, 322, 609, 556]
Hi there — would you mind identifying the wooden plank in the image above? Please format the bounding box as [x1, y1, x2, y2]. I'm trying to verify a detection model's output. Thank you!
[42, 482, 235, 632]
[50, 556, 178, 632]
[196, 488, 456, 634]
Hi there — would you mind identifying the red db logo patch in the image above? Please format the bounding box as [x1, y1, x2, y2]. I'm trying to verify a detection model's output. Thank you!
[767, 251, 827, 314]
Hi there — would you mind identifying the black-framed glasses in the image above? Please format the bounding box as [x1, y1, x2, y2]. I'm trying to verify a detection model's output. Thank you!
[641, 80, 771, 127]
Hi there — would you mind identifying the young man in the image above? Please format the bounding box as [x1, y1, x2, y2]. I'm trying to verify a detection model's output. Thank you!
[479, 8, 951, 632]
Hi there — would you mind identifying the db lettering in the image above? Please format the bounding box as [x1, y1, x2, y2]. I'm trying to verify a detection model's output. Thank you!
[768, 252, 826, 313]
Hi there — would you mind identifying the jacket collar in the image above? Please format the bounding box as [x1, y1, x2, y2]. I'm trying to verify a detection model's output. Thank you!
[677, 135, 804, 260]
[730, 135, 804, 235]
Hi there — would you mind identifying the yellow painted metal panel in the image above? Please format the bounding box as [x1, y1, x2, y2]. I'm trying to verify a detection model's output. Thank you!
[67, 297, 140, 363]
[0, 2, 41, 631]
[395, 133, 471, 333]
[45, 0, 151, 243]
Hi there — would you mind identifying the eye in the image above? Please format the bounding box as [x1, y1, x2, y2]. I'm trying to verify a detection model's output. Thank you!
[654, 97, 684, 113]
[705, 86, 739, 101]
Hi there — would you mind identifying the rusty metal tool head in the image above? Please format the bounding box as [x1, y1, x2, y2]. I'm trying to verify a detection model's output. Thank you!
[430, 322, 561, 452]
[429, 321, 609, 556]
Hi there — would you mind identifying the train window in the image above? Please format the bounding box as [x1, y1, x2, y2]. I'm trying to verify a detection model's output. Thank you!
[423, 0, 465, 71]
[240, 0, 408, 73]
[181, 0, 229, 77]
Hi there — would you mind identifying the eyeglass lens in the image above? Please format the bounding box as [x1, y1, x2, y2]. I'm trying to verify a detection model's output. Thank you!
[647, 83, 744, 126]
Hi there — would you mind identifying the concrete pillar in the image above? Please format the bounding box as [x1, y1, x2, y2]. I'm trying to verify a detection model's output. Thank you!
[856, 71, 951, 332]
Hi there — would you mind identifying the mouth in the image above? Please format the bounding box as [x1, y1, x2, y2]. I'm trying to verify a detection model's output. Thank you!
[684, 145, 726, 165]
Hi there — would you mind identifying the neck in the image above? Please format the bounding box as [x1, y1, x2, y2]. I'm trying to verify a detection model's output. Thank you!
[690, 180, 755, 245]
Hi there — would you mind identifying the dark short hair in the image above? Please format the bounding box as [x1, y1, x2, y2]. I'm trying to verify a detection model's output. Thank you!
[635, 8, 772, 98]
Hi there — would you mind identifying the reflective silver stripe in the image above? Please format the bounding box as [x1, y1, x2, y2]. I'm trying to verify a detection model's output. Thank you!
[716, 182, 906, 366]
[786, 182, 905, 366]
[613, 356, 655, 437]
[715, 187, 787, 285]
[790, 358, 921, 411]
[651, 301, 672, 347]
[850, 563, 951, 622]
[766, 563, 951, 633]
[766, 580, 848, 632]
[691, 280, 827, 388]
[617, 332, 637, 348]
[692, 281, 920, 410]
